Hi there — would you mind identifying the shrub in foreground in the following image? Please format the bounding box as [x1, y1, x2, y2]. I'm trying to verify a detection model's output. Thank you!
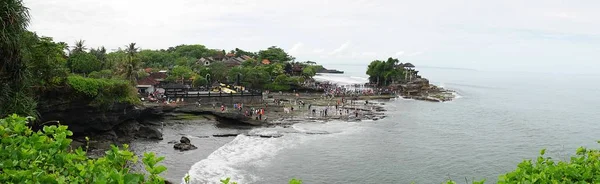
[0, 114, 166, 183]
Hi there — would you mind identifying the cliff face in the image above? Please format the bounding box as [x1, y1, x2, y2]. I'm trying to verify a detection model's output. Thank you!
[35, 89, 163, 141]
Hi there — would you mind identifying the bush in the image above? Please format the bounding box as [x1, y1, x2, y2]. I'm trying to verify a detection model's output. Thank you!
[66, 75, 139, 107]
[0, 114, 166, 183]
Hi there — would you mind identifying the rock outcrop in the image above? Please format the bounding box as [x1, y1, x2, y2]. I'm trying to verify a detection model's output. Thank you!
[174, 136, 197, 151]
[136, 125, 163, 140]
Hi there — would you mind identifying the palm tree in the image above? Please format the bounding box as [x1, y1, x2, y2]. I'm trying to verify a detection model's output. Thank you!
[0, 0, 37, 117]
[71, 39, 86, 54]
[123, 43, 140, 84]
[125, 43, 138, 57]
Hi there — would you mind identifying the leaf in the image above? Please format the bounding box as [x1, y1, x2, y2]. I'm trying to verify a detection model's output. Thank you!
[540, 149, 546, 156]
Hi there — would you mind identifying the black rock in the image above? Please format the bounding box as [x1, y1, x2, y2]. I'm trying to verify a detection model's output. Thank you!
[136, 126, 163, 140]
[174, 143, 197, 151]
[213, 133, 239, 137]
[180, 136, 191, 144]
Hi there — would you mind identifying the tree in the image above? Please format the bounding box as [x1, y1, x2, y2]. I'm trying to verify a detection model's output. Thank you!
[208, 62, 229, 83]
[167, 66, 193, 84]
[0, 0, 37, 117]
[125, 43, 139, 57]
[366, 57, 405, 86]
[71, 39, 86, 54]
[172, 44, 210, 59]
[21, 31, 69, 87]
[88, 69, 113, 79]
[302, 66, 316, 78]
[68, 52, 102, 74]
[258, 46, 294, 63]
[192, 76, 208, 87]
[90, 46, 107, 69]
[122, 43, 141, 83]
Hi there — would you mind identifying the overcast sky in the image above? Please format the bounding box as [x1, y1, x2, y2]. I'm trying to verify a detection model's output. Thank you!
[26, 0, 600, 74]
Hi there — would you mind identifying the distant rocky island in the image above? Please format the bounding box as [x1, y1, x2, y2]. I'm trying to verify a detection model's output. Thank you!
[316, 68, 344, 74]
[366, 57, 455, 102]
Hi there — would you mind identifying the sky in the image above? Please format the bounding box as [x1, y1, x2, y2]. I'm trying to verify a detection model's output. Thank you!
[26, 0, 600, 74]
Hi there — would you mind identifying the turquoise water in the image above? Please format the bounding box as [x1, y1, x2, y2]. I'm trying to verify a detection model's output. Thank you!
[136, 66, 600, 183]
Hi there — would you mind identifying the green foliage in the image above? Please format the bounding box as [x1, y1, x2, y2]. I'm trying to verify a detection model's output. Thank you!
[302, 66, 316, 78]
[68, 52, 102, 74]
[66, 75, 139, 107]
[167, 65, 193, 84]
[0, 0, 36, 118]
[89, 46, 107, 69]
[88, 69, 113, 79]
[289, 178, 303, 184]
[172, 44, 215, 59]
[21, 31, 69, 87]
[192, 76, 208, 87]
[258, 46, 294, 63]
[208, 62, 230, 83]
[498, 146, 600, 183]
[366, 57, 405, 86]
[139, 49, 177, 68]
[0, 114, 167, 184]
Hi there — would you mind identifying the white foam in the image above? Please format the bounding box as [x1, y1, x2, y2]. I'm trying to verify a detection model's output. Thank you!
[313, 74, 368, 85]
[185, 134, 301, 184]
[184, 121, 366, 184]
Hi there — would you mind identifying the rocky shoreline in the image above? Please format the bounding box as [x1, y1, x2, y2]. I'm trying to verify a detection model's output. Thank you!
[43, 84, 454, 157]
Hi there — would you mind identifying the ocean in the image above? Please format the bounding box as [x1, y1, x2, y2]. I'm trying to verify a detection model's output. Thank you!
[131, 65, 600, 183]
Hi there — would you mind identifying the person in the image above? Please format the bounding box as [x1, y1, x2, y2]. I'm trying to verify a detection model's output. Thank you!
[324, 108, 328, 116]
[221, 105, 225, 112]
[308, 104, 312, 110]
[312, 109, 316, 115]
[291, 106, 294, 112]
[355, 111, 359, 118]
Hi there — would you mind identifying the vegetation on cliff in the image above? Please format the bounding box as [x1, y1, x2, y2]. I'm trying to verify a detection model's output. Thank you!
[366, 57, 406, 86]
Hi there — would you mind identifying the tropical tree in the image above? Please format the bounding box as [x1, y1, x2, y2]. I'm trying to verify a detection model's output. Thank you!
[21, 31, 68, 87]
[166, 66, 193, 84]
[258, 46, 294, 63]
[122, 43, 141, 83]
[90, 46, 107, 69]
[0, 0, 37, 117]
[125, 43, 139, 57]
[71, 39, 86, 54]
[68, 52, 102, 74]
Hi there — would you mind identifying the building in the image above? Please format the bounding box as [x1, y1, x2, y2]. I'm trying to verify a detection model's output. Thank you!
[261, 59, 271, 65]
[136, 77, 160, 94]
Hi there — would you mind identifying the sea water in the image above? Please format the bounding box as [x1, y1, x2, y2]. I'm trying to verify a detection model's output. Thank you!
[135, 66, 600, 183]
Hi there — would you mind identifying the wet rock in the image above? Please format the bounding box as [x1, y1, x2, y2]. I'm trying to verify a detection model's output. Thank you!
[173, 136, 197, 151]
[135, 125, 163, 140]
[69, 140, 86, 151]
[180, 136, 191, 144]
[213, 133, 239, 137]
[115, 120, 140, 138]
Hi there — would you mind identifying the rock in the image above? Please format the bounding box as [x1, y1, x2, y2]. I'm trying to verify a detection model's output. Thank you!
[213, 133, 239, 137]
[69, 140, 86, 151]
[174, 143, 197, 151]
[167, 140, 178, 144]
[180, 136, 191, 144]
[173, 136, 197, 151]
[136, 125, 163, 140]
[114, 119, 140, 138]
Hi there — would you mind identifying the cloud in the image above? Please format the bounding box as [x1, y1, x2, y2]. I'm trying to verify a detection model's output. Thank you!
[395, 51, 405, 56]
[287, 42, 303, 55]
[329, 42, 351, 55]
[407, 51, 423, 56]
[361, 52, 377, 56]
[313, 49, 325, 53]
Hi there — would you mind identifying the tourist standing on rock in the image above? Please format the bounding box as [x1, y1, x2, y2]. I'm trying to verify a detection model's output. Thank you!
[325, 108, 328, 116]
[221, 105, 225, 112]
